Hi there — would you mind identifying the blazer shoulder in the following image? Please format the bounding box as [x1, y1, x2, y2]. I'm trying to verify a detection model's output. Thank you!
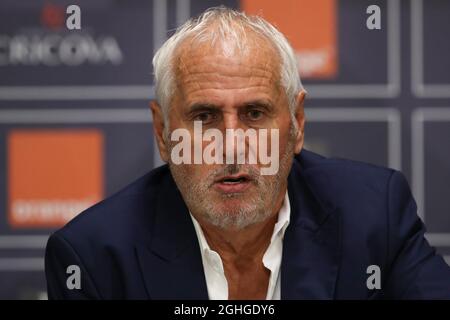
[299, 149, 396, 186]
[297, 150, 400, 219]
[51, 165, 171, 248]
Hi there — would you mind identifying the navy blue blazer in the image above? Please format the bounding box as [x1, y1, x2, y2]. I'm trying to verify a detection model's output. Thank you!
[45, 150, 450, 299]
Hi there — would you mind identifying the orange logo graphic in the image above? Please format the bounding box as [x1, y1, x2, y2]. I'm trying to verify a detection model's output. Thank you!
[8, 129, 104, 228]
[241, 0, 338, 79]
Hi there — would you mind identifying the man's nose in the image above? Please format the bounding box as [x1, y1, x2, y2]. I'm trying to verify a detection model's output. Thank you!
[222, 113, 242, 131]
[221, 113, 252, 164]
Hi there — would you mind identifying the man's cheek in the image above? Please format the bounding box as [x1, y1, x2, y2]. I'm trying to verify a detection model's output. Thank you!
[188, 165, 210, 183]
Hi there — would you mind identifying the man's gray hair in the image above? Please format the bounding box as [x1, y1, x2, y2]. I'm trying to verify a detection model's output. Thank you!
[152, 6, 304, 121]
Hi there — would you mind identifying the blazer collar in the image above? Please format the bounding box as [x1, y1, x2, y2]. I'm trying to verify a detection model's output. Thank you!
[135, 172, 209, 299]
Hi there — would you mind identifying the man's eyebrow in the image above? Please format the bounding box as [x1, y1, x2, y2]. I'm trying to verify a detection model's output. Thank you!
[187, 103, 221, 113]
[241, 100, 275, 111]
[186, 100, 274, 113]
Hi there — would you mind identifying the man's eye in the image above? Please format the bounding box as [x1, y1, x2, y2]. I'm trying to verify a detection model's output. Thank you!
[194, 112, 215, 123]
[246, 109, 264, 121]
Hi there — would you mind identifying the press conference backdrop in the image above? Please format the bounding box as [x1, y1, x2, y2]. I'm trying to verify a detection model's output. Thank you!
[0, 0, 449, 299]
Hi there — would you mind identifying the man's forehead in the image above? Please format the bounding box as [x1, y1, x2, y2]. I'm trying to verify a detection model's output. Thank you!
[173, 34, 281, 81]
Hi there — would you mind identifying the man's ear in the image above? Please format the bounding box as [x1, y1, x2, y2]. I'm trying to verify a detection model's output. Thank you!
[150, 101, 169, 162]
[294, 90, 306, 154]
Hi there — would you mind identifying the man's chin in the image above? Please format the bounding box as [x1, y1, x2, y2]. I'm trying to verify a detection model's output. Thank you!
[205, 198, 259, 217]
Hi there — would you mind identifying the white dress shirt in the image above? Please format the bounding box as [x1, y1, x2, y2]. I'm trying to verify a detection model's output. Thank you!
[190, 191, 291, 300]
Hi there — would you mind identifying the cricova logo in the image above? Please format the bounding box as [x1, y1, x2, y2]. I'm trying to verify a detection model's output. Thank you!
[0, 3, 123, 67]
[0, 33, 123, 66]
[170, 121, 280, 175]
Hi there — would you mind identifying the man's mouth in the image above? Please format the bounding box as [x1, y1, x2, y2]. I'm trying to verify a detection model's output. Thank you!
[213, 174, 252, 193]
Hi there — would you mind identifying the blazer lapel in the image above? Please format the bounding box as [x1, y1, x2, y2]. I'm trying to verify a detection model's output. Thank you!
[135, 172, 208, 299]
[281, 159, 342, 299]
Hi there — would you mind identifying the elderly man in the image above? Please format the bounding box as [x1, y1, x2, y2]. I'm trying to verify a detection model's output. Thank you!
[45, 7, 450, 299]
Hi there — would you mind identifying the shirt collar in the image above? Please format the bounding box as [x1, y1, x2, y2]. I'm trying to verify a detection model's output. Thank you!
[190, 211, 212, 255]
[270, 190, 291, 243]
